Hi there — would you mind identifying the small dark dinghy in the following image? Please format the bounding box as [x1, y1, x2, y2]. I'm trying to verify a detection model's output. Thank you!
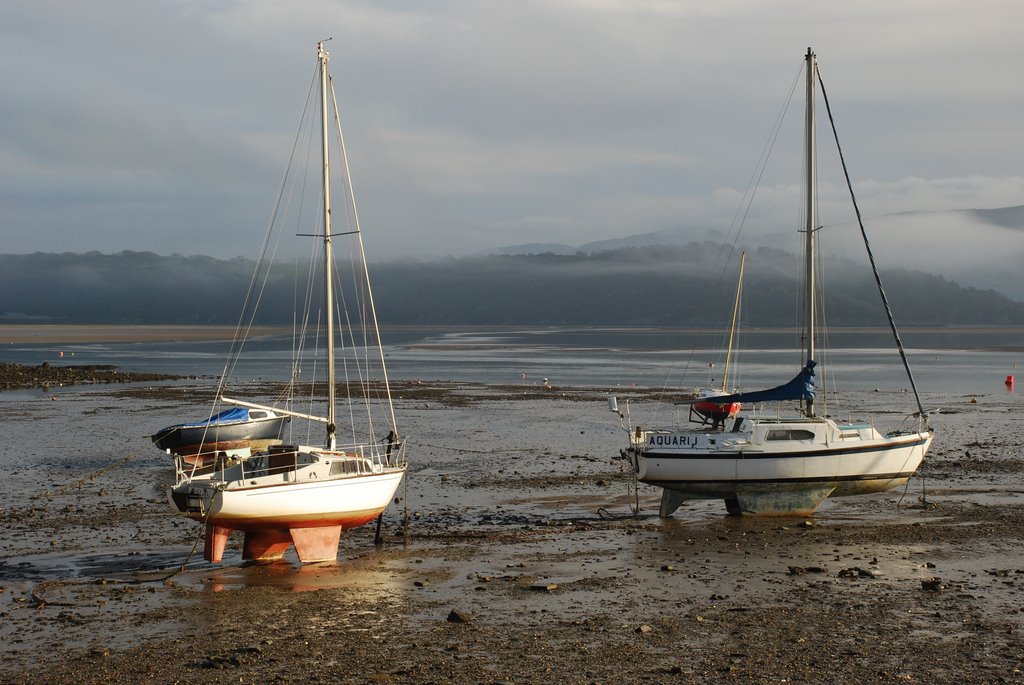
[151, 407, 288, 457]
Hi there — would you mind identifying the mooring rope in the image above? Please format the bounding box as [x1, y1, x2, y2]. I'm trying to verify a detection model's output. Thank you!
[38, 452, 141, 499]
[411, 441, 536, 455]
[28, 454, 214, 607]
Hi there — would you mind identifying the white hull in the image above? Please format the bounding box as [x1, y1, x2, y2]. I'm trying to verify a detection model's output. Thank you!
[168, 445, 407, 562]
[629, 417, 932, 515]
[171, 467, 405, 530]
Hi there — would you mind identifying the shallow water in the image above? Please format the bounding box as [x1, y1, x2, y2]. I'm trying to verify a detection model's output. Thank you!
[4, 325, 1022, 396]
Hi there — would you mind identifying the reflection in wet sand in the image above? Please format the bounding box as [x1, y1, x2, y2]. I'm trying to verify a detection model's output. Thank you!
[195, 559, 405, 596]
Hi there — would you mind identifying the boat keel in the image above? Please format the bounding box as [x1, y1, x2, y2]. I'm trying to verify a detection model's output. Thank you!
[202, 523, 344, 563]
[204, 524, 233, 563]
[290, 525, 343, 563]
[659, 489, 687, 518]
[656, 483, 838, 518]
[731, 484, 836, 517]
[242, 529, 293, 562]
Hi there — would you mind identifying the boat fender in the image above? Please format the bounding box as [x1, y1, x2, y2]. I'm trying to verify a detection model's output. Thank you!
[634, 426, 642, 440]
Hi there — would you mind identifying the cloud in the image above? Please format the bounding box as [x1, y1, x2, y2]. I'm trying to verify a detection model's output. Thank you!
[2, 0, 1023, 270]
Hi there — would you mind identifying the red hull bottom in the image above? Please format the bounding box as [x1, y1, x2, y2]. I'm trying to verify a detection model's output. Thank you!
[204, 522, 350, 563]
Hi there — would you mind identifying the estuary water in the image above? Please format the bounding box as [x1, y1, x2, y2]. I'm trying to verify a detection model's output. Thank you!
[2, 325, 1021, 397]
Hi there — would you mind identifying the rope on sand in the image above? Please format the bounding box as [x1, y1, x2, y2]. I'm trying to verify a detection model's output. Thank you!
[33, 452, 143, 500]
[597, 459, 641, 520]
[29, 580, 75, 608]
[410, 441, 535, 455]
[29, 453, 215, 606]
[30, 501, 211, 609]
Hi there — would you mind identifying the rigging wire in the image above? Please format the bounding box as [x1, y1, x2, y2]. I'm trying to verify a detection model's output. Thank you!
[189, 60, 323, 463]
[328, 74, 402, 443]
[221, 63, 321, 391]
[285, 77, 325, 422]
[652, 60, 804, 421]
[326, 73, 382, 452]
[254, 57, 400, 458]
[816, 69, 929, 425]
[710, 63, 804, 350]
[716, 60, 805, 273]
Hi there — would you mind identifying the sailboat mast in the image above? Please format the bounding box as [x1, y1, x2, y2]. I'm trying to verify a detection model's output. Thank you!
[318, 40, 337, 448]
[803, 47, 817, 417]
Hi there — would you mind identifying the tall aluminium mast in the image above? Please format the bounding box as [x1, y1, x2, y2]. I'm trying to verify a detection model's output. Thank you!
[318, 40, 337, 448]
[803, 47, 817, 418]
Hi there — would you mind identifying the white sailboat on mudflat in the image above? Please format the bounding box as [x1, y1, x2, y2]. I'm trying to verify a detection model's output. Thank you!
[615, 48, 933, 517]
[167, 41, 407, 563]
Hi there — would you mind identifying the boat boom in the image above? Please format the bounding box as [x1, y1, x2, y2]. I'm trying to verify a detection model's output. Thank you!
[220, 397, 329, 424]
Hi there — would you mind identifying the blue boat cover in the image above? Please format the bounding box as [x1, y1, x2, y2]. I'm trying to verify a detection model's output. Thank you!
[174, 407, 251, 429]
[703, 359, 816, 405]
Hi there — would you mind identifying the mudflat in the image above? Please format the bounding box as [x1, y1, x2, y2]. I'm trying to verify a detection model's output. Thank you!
[1, 380, 1022, 684]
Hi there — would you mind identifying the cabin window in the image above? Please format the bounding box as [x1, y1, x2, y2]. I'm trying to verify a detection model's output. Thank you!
[329, 459, 364, 476]
[250, 411, 267, 419]
[766, 429, 816, 441]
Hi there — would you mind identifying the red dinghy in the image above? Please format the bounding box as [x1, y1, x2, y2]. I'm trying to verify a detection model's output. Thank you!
[692, 390, 741, 425]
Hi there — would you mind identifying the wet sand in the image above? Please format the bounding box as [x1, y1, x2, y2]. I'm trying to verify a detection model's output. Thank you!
[1, 380, 1022, 684]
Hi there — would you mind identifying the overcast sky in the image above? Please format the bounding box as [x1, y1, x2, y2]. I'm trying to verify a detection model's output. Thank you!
[3, 0, 1023, 264]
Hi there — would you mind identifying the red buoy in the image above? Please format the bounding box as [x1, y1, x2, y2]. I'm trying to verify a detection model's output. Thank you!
[1006, 375, 1015, 386]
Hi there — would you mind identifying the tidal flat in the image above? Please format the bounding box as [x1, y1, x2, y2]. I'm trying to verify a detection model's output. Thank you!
[1, 379, 1022, 684]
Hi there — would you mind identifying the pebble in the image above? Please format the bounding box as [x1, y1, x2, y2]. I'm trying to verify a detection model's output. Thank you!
[530, 583, 558, 593]
[447, 609, 473, 623]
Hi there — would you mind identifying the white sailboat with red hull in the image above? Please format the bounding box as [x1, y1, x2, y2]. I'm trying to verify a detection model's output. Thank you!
[615, 48, 933, 517]
[167, 40, 407, 563]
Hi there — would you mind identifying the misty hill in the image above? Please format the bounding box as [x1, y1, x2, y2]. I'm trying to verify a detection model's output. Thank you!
[480, 226, 720, 257]
[3, 246, 1024, 327]
[968, 205, 1024, 230]
[482, 204, 1024, 301]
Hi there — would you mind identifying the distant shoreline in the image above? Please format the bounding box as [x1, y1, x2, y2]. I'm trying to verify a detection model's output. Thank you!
[0, 361, 184, 390]
[0, 324, 286, 345]
[2, 323, 1023, 351]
